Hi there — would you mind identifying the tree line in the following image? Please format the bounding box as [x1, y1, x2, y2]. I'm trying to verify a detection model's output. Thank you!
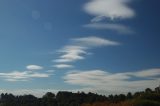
[0, 91, 107, 106]
[0, 86, 159, 106]
[82, 86, 160, 106]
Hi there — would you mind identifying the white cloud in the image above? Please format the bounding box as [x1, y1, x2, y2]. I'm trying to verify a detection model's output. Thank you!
[26, 65, 43, 70]
[53, 64, 74, 69]
[64, 70, 130, 86]
[84, 23, 134, 34]
[84, 0, 135, 21]
[54, 45, 87, 63]
[72, 36, 119, 47]
[130, 69, 160, 78]
[63, 68, 160, 94]
[54, 36, 119, 63]
[0, 71, 51, 82]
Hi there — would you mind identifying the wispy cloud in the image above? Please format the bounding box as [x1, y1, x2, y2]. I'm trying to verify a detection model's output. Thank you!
[129, 69, 160, 78]
[84, 23, 134, 34]
[63, 68, 160, 94]
[0, 71, 51, 82]
[46, 70, 55, 73]
[84, 0, 135, 21]
[26, 65, 43, 70]
[72, 36, 119, 47]
[53, 64, 74, 69]
[53, 36, 119, 63]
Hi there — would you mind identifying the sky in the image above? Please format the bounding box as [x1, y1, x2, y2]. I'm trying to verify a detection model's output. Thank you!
[0, 0, 160, 97]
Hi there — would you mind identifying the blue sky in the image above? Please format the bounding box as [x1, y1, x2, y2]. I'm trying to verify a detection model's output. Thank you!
[0, 0, 160, 97]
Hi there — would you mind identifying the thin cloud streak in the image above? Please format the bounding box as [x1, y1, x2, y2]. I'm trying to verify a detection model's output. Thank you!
[53, 64, 74, 69]
[72, 36, 119, 47]
[84, 23, 134, 34]
[0, 71, 51, 82]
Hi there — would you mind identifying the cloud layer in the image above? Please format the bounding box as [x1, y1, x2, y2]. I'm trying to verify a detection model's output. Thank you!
[54, 36, 119, 64]
[64, 69, 160, 94]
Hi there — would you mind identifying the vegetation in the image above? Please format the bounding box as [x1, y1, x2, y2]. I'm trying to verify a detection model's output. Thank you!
[0, 86, 159, 106]
[82, 86, 160, 106]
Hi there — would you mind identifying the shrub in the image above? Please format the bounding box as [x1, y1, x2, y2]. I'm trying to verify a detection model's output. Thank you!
[133, 99, 160, 106]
